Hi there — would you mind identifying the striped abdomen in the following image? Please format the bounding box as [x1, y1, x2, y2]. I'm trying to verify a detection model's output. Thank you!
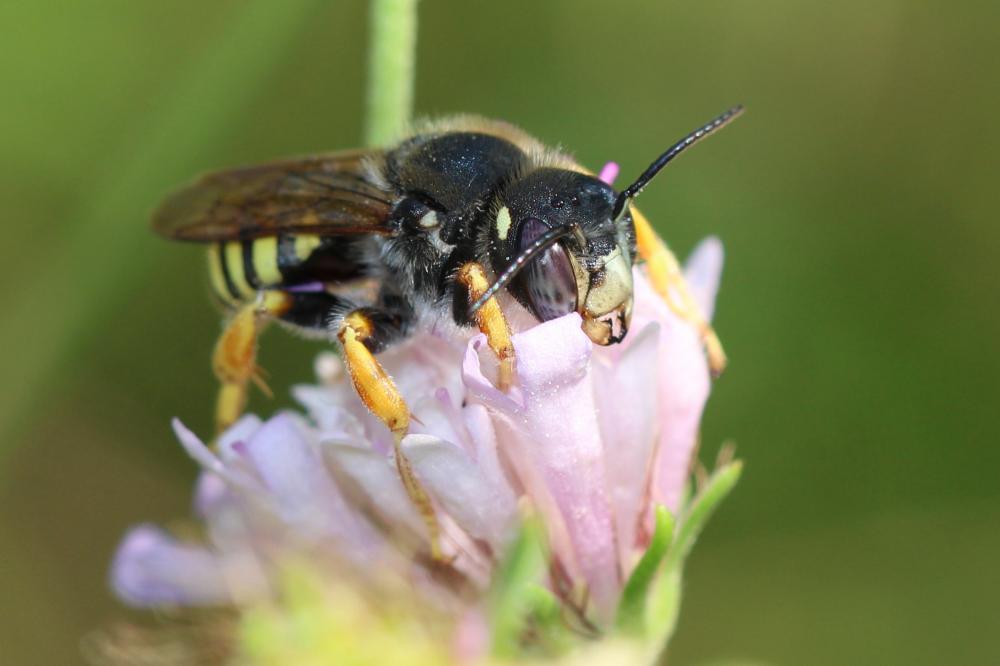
[207, 233, 368, 306]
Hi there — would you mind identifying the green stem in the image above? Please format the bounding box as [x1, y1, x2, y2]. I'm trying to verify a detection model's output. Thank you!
[365, 0, 419, 146]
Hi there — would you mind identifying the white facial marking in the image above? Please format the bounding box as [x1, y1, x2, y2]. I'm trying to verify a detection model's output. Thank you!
[496, 206, 512, 240]
[418, 210, 439, 229]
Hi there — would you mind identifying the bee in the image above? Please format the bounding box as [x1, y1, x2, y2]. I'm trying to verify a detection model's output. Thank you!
[153, 107, 742, 557]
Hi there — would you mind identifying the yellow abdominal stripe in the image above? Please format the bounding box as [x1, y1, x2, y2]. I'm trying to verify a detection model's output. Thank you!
[294, 234, 322, 262]
[208, 246, 232, 303]
[225, 241, 255, 297]
[251, 236, 281, 286]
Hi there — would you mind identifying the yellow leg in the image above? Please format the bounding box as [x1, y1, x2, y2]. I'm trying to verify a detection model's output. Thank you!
[212, 291, 290, 434]
[337, 311, 445, 561]
[457, 262, 515, 391]
[632, 207, 727, 376]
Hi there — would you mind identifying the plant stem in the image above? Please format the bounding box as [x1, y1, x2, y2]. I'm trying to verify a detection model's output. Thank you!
[365, 0, 419, 146]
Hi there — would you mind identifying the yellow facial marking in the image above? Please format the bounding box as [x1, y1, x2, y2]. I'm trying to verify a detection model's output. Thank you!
[583, 247, 633, 316]
[224, 241, 255, 297]
[293, 234, 322, 263]
[496, 206, 512, 240]
[251, 236, 281, 287]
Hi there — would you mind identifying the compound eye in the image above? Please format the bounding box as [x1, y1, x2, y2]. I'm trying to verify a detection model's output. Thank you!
[517, 218, 578, 321]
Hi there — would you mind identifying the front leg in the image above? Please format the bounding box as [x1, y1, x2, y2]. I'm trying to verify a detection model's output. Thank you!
[457, 262, 516, 391]
[631, 207, 727, 376]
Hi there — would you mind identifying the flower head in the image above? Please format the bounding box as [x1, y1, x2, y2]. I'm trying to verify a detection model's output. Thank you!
[111, 236, 736, 664]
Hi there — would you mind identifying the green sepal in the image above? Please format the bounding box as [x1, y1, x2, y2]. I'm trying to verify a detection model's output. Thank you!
[670, 460, 743, 567]
[647, 460, 743, 649]
[615, 504, 675, 635]
[524, 583, 577, 655]
[488, 518, 549, 658]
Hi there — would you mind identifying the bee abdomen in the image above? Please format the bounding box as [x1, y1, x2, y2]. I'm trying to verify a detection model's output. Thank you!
[207, 234, 324, 306]
[207, 233, 370, 307]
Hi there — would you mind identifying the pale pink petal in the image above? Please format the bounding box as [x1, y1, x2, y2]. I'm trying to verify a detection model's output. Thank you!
[463, 314, 620, 620]
[377, 334, 466, 404]
[193, 472, 261, 558]
[171, 418, 225, 477]
[111, 525, 233, 607]
[631, 267, 712, 514]
[461, 338, 521, 413]
[598, 161, 620, 185]
[239, 413, 378, 555]
[172, 418, 257, 489]
[292, 384, 369, 443]
[462, 403, 516, 496]
[453, 608, 490, 665]
[295, 335, 466, 456]
[217, 414, 263, 452]
[683, 236, 724, 322]
[320, 442, 426, 537]
[402, 434, 517, 550]
[193, 471, 228, 520]
[591, 322, 660, 566]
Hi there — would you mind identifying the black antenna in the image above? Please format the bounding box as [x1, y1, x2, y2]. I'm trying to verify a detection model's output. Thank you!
[612, 105, 744, 221]
[467, 224, 576, 317]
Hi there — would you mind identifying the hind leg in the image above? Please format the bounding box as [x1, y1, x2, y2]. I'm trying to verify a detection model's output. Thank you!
[211, 288, 379, 434]
[631, 207, 727, 376]
[213, 291, 293, 434]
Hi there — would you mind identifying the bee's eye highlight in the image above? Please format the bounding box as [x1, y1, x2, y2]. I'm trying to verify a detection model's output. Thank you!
[517, 218, 578, 321]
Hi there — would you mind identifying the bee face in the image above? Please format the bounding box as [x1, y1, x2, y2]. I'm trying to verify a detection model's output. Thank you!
[492, 169, 636, 345]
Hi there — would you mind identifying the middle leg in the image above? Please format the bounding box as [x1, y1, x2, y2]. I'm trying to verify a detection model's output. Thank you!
[268, 288, 445, 560]
[331, 304, 447, 562]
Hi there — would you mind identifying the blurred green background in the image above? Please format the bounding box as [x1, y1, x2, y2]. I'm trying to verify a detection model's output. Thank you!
[1, 1, 997, 664]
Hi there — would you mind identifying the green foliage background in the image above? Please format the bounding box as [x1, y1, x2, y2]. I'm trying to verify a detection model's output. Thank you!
[1, 1, 997, 663]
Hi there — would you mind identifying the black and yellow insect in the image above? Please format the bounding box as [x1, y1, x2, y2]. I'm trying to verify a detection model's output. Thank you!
[153, 108, 741, 557]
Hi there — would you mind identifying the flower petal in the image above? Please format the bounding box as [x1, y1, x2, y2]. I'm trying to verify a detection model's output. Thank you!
[402, 434, 517, 550]
[172, 418, 225, 477]
[592, 322, 661, 564]
[683, 235, 724, 323]
[630, 253, 717, 514]
[293, 384, 373, 448]
[238, 413, 379, 556]
[111, 525, 235, 607]
[464, 314, 620, 620]
[320, 441, 425, 538]
[463, 403, 516, 496]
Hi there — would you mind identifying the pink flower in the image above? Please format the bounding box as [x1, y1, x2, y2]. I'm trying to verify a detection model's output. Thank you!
[111, 237, 725, 649]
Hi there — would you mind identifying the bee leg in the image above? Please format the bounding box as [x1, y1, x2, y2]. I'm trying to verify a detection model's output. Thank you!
[631, 207, 727, 376]
[457, 262, 515, 391]
[336, 308, 445, 562]
[213, 291, 293, 435]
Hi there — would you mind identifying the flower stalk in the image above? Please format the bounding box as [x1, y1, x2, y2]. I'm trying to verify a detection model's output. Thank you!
[365, 0, 419, 146]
